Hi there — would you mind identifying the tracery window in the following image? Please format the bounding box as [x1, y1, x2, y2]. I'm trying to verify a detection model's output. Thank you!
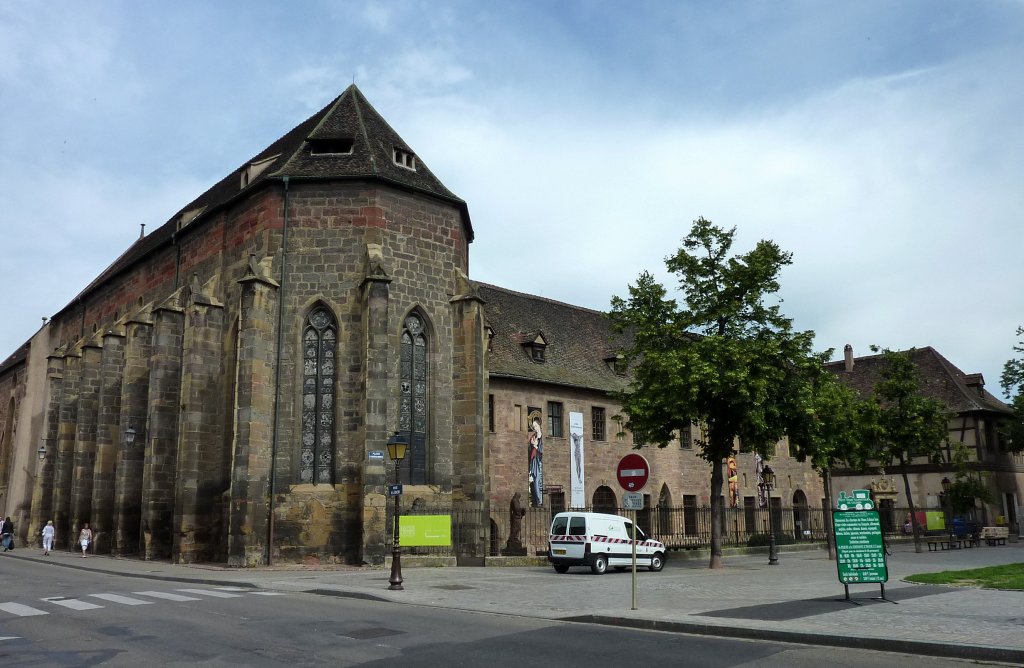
[300, 307, 336, 484]
[399, 312, 428, 484]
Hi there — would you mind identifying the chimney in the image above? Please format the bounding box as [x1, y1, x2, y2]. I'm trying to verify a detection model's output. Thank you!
[844, 344, 854, 372]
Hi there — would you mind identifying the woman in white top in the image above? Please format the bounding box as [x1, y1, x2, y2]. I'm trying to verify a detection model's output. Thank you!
[79, 523, 92, 557]
[41, 520, 55, 556]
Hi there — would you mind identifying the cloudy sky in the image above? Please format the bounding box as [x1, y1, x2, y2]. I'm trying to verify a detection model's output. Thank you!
[2, 1, 1022, 398]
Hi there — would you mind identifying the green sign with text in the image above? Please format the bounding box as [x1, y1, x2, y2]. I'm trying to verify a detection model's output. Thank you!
[832, 509, 887, 584]
[400, 515, 452, 547]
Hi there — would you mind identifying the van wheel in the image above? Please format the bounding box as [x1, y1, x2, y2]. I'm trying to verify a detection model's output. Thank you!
[649, 552, 665, 572]
[553, 564, 569, 574]
[591, 554, 608, 575]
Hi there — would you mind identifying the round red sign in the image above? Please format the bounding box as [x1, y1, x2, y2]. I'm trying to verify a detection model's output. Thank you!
[616, 453, 650, 491]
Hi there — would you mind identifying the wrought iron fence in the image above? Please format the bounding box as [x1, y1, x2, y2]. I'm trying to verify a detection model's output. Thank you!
[389, 503, 883, 558]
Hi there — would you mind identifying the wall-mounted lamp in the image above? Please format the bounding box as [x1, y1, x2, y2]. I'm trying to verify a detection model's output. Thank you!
[37, 442, 46, 461]
[125, 424, 137, 446]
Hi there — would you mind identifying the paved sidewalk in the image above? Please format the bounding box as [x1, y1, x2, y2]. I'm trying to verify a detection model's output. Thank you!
[8, 540, 1024, 664]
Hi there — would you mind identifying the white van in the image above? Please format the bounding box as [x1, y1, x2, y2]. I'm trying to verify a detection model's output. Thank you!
[547, 511, 666, 574]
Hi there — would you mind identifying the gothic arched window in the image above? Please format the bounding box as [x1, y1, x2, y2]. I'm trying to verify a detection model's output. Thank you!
[300, 307, 336, 484]
[399, 312, 428, 484]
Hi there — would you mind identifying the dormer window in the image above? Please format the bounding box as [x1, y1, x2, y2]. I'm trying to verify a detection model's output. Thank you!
[604, 351, 626, 375]
[240, 154, 280, 189]
[393, 147, 417, 171]
[309, 138, 354, 155]
[521, 331, 547, 363]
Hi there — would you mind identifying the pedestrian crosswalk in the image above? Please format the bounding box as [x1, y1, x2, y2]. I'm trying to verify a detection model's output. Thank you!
[0, 586, 285, 618]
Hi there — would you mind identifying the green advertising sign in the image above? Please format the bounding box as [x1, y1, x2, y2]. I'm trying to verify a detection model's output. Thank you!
[832, 509, 887, 584]
[400, 515, 451, 547]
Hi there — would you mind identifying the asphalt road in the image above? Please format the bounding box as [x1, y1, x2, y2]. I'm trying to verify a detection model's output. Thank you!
[0, 557, 1010, 667]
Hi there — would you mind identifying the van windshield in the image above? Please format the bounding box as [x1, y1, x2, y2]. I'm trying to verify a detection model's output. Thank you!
[624, 521, 647, 541]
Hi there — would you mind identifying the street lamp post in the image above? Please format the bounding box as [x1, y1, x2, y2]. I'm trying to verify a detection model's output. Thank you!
[386, 432, 409, 591]
[761, 464, 779, 566]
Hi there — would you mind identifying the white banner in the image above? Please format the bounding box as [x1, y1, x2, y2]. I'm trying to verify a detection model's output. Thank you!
[569, 412, 585, 508]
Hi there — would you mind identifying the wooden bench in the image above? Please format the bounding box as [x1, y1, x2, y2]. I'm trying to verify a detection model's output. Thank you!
[981, 526, 1008, 546]
[925, 531, 960, 551]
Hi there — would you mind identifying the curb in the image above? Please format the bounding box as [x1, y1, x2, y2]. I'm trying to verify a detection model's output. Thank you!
[563, 614, 1024, 665]
[12, 553, 260, 589]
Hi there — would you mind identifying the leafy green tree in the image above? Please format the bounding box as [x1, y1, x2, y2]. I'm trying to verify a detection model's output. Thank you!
[1000, 325, 1024, 453]
[609, 218, 821, 569]
[946, 477, 994, 515]
[869, 347, 952, 553]
[788, 371, 880, 559]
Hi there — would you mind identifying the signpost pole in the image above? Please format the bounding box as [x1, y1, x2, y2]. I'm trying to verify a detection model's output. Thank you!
[617, 454, 649, 612]
[631, 508, 638, 611]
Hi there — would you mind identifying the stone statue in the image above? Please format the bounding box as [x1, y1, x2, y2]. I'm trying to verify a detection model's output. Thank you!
[505, 491, 527, 555]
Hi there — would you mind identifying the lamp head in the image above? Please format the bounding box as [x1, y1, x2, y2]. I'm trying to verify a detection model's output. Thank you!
[761, 464, 775, 488]
[125, 424, 137, 445]
[941, 476, 951, 492]
[386, 432, 408, 461]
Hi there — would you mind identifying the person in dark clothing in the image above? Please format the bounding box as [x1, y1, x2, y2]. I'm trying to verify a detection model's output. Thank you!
[1, 517, 14, 551]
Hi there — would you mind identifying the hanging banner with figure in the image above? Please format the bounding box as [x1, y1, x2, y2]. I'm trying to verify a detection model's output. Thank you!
[527, 407, 544, 506]
[569, 411, 585, 508]
[727, 455, 739, 508]
[755, 453, 766, 508]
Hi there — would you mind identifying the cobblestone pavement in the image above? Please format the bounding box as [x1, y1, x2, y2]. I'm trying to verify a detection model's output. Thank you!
[10, 539, 1024, 664]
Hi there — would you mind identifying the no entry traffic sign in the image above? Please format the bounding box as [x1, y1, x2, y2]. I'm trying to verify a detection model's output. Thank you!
[616, 453, 650, 491]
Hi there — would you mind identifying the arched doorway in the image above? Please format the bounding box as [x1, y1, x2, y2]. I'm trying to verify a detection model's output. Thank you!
[792, 490, 808, 540]
[592, 486, 617, 513]
[657, 484, 673, 537]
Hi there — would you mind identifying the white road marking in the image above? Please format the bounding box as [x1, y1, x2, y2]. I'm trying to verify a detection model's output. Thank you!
[0, 602, 48, 616]
[88, 593, 154, 606]
[248, 591, 285, 596]
[175, 588, 244, 598]
[41, 597, 103, 611]
[133, 591, 202, 602]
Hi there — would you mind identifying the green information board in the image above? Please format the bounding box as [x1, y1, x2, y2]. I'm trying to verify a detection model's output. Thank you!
[832, 510, 887, 584]
[400, 515, 451, 547]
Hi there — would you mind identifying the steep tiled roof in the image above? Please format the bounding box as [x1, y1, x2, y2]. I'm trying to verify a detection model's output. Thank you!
[825, 346, 1011, 415]
[51, 85, 471, 322]
[479, 283, 631, 393]
[0, 341, 29, 377]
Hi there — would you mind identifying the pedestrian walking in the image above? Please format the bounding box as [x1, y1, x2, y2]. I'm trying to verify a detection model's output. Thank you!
[1, 517, 13, 551]
[41, 520, 55, 555]
[78, 523, 92, 557]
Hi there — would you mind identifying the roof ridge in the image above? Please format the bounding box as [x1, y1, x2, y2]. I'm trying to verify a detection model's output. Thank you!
[476, 282, 609, 316]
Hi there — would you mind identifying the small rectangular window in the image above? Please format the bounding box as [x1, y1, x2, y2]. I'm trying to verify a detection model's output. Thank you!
[547, 401, 564, 438]
[310, 138, 354, 155]
[549, 491, 566, 515]
[393, 147, 417, 170]
[488, 394, 495, 433]
[680, 425, 693, 449]
[592, 407, 606, 441]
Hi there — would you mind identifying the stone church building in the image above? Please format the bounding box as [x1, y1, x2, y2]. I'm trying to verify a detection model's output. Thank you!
[0, 85, 824, 566]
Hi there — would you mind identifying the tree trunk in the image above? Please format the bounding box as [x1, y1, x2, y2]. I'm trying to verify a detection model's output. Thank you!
[899, 458, 923, 553]
[822, 470, 836, 561]
[709, 457, 724, 568]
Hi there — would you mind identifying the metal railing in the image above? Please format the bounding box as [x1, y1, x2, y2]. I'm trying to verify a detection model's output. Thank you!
[391, 503, 875, 558]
